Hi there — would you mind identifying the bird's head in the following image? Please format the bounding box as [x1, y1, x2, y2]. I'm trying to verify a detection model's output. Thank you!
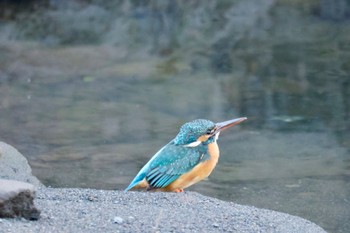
[173, 117, 247, 147]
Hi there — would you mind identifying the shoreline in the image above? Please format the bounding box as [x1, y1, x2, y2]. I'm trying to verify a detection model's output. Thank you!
[2, 187, 326, 233]
[0, 141, 326, 232]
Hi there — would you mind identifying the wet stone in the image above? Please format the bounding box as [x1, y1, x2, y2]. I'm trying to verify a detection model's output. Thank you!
[0, 179, 40, 220]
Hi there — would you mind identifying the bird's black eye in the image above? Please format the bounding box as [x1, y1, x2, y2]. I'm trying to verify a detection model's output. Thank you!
[206, 128, 215, 135]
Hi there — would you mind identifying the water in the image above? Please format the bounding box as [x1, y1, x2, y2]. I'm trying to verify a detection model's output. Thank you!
[0, 1, 350, 232]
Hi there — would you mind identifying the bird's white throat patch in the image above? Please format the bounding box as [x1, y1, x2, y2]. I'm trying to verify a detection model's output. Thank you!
[183, 140, 202, 147]
[214, 132, 220, 141]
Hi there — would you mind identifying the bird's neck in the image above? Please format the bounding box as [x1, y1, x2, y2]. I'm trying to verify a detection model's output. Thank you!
[203, 132, 220, 145]
[207, 141, 220, 161]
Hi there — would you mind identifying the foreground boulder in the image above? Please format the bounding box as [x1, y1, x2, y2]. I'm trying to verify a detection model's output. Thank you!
[0, 179, 40, 220]
[0, 142, 41, 220]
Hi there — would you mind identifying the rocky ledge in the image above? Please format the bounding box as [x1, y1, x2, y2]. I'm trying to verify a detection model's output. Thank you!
[0, 142, 326, 233]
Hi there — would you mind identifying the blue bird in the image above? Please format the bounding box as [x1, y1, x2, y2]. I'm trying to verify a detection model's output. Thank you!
[125, 117, 247, 192]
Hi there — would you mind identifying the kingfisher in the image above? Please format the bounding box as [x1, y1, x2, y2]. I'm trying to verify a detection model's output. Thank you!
[125, 117, 247, 193]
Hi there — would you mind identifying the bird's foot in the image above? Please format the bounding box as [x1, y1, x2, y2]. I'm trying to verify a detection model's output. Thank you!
[174, 188, 184, 193]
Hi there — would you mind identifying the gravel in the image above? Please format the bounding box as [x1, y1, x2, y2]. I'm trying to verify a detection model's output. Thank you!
[0, 187, 326, 233]
[0, 141, 326, 232]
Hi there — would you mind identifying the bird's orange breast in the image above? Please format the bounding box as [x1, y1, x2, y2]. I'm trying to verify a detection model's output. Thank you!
[161, 142, 220, 192]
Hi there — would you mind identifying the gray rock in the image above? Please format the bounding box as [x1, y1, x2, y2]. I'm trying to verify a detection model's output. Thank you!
[0, 188, 326, 233]
[0, 179, 40, 220]
[0, 142, 43, 187]
[0, 142, 326, 232]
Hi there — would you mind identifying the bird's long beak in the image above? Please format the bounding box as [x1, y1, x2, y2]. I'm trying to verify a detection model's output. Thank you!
[214, 117, 247, 134]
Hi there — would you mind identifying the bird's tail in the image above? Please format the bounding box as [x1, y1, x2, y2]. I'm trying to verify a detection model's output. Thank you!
[124, 172, 147, 192]
[124, 147, 164, 192]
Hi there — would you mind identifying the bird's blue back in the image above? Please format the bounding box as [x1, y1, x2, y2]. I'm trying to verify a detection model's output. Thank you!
[124, 140, 210, 191]
[125, 119, 215, 191]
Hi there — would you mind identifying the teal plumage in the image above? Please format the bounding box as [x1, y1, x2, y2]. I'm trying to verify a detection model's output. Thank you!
[173, 119, 215, 145]
[124, 117, 247, 192]
[125, 119, 213, 191]
[145, 141, 210, 189]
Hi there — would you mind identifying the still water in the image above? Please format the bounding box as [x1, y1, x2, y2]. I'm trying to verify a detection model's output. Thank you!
[0, 1, 350, 232]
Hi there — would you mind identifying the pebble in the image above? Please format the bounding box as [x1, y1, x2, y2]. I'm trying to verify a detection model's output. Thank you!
[212, 222, 219, 228]
[113, 216, 124, 224]
[88, 196, 98, 202]
[128, 216, 135, 222]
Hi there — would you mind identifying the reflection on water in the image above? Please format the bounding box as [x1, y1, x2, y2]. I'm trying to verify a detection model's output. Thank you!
[0, 1, 350, 232]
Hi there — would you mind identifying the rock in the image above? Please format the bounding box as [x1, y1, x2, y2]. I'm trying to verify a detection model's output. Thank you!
[113, 216, 123, 224]
[0, 179, 40, 220]
[0, 188, 326, 232]
[0, 143, 327, 231]
[0, 142, 43, 187]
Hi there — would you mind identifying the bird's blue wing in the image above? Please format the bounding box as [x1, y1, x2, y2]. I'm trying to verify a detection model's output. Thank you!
[145, 142, 209, 189]
[125, 141, 209, 191]
[124, 145, 167, 191]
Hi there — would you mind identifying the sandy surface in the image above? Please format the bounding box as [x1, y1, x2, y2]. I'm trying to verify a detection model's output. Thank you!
[0, 187, 326, 233]
[0, 141, 326, 232]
